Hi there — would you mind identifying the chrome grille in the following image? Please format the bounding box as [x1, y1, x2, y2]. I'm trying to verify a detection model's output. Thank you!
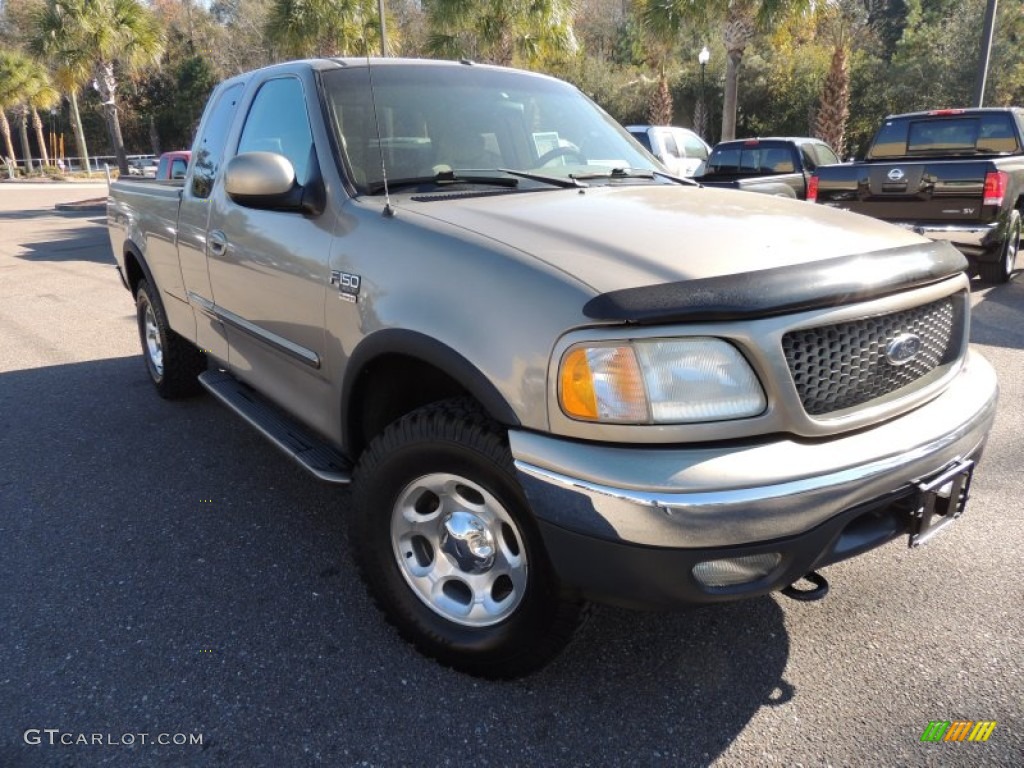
[782, 295, 963, 416]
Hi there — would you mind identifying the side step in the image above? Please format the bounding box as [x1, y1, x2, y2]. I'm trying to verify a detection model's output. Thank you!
[198, 370, 352, 484]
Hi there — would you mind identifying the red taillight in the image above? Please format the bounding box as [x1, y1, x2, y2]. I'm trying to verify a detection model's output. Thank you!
[928, 108, 966, 116]
[743, 139, 759, 146]
[807, 175, 819, 203]
[983, 171, 1008, 206]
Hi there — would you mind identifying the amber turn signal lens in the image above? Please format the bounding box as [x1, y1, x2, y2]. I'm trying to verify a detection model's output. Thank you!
[560, 348, 598, 420]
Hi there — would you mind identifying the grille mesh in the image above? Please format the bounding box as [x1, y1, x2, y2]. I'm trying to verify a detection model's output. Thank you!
[782, 295, 962, 416]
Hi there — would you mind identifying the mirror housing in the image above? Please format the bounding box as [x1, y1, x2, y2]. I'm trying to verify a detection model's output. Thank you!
[224, 151, 324, 215]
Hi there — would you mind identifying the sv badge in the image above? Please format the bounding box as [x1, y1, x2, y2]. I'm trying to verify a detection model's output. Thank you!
[330, 270, 361, 303]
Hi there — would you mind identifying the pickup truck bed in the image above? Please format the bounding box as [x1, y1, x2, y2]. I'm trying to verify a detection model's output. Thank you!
[694, 137, 840, 199]
[810, 108, 1024, 282]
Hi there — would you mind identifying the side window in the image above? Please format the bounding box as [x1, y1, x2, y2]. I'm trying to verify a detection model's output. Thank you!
[661, 132, 681, 158]
[237, 78, 314, 185]
[171, 158, 188, 179]
[682, 134, 708, 160]
[156, 156, 169, 179]
[800, 146, 817, 172]
[814, 143, 840, 166]
[191, 83, 244, 199]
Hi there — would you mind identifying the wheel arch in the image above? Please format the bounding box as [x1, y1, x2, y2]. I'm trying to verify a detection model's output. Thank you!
[342, 329, 521, 457]
[122, 240, 155, 297]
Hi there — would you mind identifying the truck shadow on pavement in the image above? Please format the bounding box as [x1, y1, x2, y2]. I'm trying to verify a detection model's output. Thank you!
[9, 219, 113, 265]
[969, 275, 1024, 351]
[0, 356, 792, 768]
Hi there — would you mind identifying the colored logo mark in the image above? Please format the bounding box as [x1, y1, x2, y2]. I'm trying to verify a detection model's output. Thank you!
[920, 720, 997, 742]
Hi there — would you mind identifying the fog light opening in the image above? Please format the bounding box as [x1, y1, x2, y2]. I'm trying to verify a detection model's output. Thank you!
[692, 553, 782, 588]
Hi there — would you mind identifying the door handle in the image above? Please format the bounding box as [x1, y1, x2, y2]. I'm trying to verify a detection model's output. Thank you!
[208, 230, 228, 257]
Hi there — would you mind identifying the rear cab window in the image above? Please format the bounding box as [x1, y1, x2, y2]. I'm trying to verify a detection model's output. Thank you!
[868, 112, 1021, 159]
[706, 142, 797, 174]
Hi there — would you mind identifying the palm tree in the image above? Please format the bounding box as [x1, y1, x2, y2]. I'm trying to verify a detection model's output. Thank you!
[0, 51, 32, 171]
[814, 1, 863, 159]
[0, 51, 57, 174]
[26, 69, 61, 168]
[30, 0, 97, 176]
[640, 0, 811, 142]
[426, 0, 578, 68]
[636, 0, 681, 125]
[29, 0, 163, 175]
[265, 0, 382, 58]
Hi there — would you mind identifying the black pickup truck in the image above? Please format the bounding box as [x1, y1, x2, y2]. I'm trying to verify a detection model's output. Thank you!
[693, 137, 840, 199]
[810, 108, 1024, 283]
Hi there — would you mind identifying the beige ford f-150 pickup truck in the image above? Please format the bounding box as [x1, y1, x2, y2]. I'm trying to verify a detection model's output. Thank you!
[107, 58, 998, 678]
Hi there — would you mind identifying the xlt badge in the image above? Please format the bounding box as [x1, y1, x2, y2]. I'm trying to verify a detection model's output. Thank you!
[330, 271, 361, 303]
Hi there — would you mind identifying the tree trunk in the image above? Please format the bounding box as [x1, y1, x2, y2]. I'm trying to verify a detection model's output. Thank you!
[0, 110, 16, 167]
[719, 7, 756, 143]
[69, 91, 92, 176]
[721, 49, 742, 142]
[16, 107, 34, 174]
[32, 107, 50, 168]
[96, 60, 129, 174]
[148, 114, 161, 157]
[647, 70, 673, 126]
[814, 45, 850, 158]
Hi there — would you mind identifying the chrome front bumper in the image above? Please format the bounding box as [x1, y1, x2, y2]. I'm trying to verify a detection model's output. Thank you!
[511, 351, 998, 550]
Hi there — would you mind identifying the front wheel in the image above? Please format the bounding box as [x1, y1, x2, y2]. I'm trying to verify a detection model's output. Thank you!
[351, 399, 585, 678]
[978, 209, 1021, 284]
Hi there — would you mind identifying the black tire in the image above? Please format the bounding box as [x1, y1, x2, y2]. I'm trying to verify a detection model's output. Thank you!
[135, 279, 207, 398]
[978, 209, 1021, 284]
[351, 399, 585, 679]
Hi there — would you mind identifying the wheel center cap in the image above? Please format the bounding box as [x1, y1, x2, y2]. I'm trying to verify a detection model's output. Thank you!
[441, 510, 495, 573]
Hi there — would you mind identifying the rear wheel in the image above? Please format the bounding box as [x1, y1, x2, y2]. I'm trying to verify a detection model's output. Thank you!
[978, 209, 1021, 284]
[351, 399, 585, 678]
[135, 279, 207, 398]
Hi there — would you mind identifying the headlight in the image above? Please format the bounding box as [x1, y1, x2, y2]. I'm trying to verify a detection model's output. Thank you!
[559, 338, 766, 424]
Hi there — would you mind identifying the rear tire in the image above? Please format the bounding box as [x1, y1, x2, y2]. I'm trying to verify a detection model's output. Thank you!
[351, 399, 585, 679]
[978, 209, 1021, 284]
[135, 279, 207, 398]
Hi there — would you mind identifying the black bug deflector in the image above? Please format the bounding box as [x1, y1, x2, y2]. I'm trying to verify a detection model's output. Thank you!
[582, 241, 968, 324]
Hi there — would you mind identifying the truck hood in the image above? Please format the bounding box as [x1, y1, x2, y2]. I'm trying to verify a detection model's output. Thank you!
[400, 183, 930, 294]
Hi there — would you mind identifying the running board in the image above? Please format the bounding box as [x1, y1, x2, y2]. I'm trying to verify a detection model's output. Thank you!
[198, 370, 352, 484]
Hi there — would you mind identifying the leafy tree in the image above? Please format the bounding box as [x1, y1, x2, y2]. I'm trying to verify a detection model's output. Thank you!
[265, 0, 382, 58]
[29, 0, 164, 174]
[29, 0, 95, 174]
[0, 50, 33, 167]
[640, 0, 812, 142]
[425, 0, 578, 68]
[0, 49, 57, 172]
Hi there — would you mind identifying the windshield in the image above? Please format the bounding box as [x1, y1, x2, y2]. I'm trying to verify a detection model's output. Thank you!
[320, 63, 657, 194]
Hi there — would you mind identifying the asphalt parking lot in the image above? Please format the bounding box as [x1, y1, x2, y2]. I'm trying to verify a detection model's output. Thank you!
[1, 183, 1021, 767]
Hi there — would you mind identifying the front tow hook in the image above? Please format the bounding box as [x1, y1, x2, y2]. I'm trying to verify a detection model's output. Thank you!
[780, 570, 830, 602]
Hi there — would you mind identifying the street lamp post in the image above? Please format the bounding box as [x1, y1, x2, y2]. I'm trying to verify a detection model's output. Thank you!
[696, 46, 710, 142]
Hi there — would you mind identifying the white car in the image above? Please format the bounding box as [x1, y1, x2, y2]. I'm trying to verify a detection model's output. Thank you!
[626, 125, 710, 177]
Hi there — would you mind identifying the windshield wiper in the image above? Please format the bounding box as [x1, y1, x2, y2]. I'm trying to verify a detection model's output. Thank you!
[367, 169, 519, 195]
[497, 168, 587, 188]
[570, 167, 700, 187]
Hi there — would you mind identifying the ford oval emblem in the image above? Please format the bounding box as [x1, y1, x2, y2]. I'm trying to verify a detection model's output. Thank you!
[887, 168, 905, 182]
[885, 334, 922, 366]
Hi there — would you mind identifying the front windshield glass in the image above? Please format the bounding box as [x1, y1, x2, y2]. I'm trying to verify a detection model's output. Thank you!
[320, 62, 656, 193]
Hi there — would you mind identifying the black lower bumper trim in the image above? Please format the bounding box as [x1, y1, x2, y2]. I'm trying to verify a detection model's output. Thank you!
[539, 486, 921, 610]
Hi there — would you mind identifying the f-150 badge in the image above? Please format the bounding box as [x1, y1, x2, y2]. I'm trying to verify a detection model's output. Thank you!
[330, 271, 361, 303]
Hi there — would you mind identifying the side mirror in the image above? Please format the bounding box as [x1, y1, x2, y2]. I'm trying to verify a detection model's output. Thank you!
[224, 151, 324, 215]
